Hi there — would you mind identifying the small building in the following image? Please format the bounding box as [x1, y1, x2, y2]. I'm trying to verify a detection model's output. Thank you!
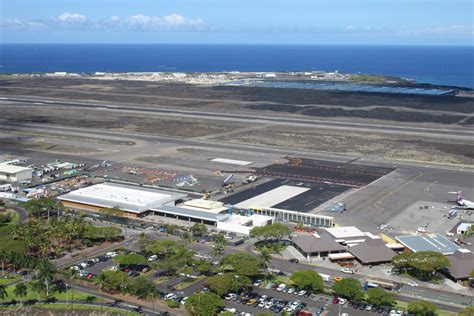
[291, 231, 346, 258]
[444, 249, 474, 281]
[0, 162, 33, 183]
[457, 223, 473, 235]
[324, 226, 367, 245]
[395, 233, 460, 255]
[348, 236, 397, 265]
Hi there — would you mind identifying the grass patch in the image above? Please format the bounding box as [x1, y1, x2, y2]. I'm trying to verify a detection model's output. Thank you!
[175, 275, 206, 290]
[0, 276, 21, 286]
[0, 282, 96, 303]
[0, 304, 141, 315]
[395, 301, 456, 316]
[271, 275, 293, 286]
[0, 210, 19, 236]
[154, 276, 171, 285]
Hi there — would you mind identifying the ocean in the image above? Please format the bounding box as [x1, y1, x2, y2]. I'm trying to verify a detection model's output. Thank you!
[0, 44, 473, 89]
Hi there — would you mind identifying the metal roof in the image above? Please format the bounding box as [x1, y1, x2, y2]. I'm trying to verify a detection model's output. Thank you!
[58, 183, 187, 213]
[0, 163, 33, 174]
[152, 204, 230, 222]
[395, 233, 460, 255]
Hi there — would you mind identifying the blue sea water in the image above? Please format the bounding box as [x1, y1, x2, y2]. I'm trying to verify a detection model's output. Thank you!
[0, 44, 472, 89]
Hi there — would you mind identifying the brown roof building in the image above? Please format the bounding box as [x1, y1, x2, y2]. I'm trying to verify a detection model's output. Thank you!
[445, 249, 474, 281]
[291, 232, 346, 258]
[348, 236, 397, 265]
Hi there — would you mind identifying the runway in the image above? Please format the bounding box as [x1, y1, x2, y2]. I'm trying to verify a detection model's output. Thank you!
[1, 96, 474, 140]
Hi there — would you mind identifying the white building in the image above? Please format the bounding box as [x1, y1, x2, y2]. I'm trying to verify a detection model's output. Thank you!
[0, 162, 33, 183]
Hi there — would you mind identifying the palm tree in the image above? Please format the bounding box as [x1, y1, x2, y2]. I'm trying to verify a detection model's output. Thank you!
[0, 284, 8, 300]
[0, 250, 6, 277]
[95, 273, 107, 314]
[14, 282, 27, 306]
[259, 247, 272, 280]
[144, 288, 158, 315]
[64, 268, 77, 311]
[36, 259, 56, 297]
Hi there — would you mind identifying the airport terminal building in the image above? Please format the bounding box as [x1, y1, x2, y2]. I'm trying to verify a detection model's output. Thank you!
[58, 182, 273, 235]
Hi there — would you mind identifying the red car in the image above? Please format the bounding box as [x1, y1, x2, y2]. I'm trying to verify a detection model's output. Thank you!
[86, 273, 95, 279]
[332, 296, 339, 304]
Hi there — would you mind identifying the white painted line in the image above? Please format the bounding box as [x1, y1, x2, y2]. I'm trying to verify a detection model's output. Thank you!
[211, 158, 253, 166]
[236, 185, 310, 208]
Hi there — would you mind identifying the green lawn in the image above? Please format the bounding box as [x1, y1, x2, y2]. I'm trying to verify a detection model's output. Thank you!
[0, 282, 96, 303]
[271, 275, 293, 285]
[0, 210, 19, 236]
[175, 275, 206, 290]
[396, 301, 457, 316]
[0, 304, 142, 315]
[0, 276, 21, 286]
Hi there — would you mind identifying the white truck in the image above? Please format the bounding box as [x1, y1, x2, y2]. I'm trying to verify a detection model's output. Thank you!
[318, 273, 331, 282]
[0, 184, 12, 192]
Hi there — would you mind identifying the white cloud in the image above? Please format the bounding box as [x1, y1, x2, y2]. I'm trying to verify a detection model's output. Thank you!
[58, 12, 86, 23]
[0, 12, 206, 32]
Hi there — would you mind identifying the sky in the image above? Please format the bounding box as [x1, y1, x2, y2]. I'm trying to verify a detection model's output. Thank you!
[1, 0, 473, 45]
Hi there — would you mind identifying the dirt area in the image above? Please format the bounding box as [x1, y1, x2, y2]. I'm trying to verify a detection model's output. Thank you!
[1, 130, 135, 146]
[0, 138, 99, 154]
[215, 125, 474, 165]
[1, 77, 473, 126]
[0, 106, 246, 138]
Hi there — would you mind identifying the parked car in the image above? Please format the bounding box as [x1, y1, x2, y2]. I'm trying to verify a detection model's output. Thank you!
[253, 279, 263, 287]
[288, 258, 299, 263]
[339, 298, 348, 305]
[148, 255, 158, 262]
[407, 281, 419, 287]
[298, 290, 307, 296]
[287, 288, 295, 294]
[70, 265, 80, 271]
[106, 251, 118, 257]
[366, 304, 373, 311]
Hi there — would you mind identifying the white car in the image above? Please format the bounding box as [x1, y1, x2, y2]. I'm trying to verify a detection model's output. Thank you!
[258, 295, 267, 302]
[224, 293, 236, 300]
[258, 301, 266, 308]
[408, 281, 419, 287]
[70, 265, 80, 271]
[106, 251, 118, 257]
[287, 288, 295, 294]
[298, 290, 307, 296]
[264, 302, 273, 309]
[148, 255, 158, 261]
[79, 262, 88, 269]
[366, 304, 373, 311]
[165, 293, 177, 300]
[253, 280, 263, 287]
[338, 298, 348, 305]
[224, 307, 237, 313]
[181, 297, 189, 305]
[341, 268, 354, 274]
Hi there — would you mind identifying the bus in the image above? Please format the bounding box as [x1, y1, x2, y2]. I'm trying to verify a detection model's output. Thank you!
[364, 279, 401, 292]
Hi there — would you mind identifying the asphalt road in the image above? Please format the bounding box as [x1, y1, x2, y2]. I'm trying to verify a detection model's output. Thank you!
[1, 97, 474, 140]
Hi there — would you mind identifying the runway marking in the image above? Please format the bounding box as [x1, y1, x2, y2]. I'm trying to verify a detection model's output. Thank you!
[423, 180, 438, 198]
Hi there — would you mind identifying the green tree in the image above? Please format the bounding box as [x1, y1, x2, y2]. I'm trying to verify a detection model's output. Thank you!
[23, 198, 58, 218]
[96, 271, 128, 293]
[207, 273, 251, 296]
[190, 223, 208, 237]
[115, 253, 148, 266]
[393, 251, 449, 280]
[36, 259, 56, 297]
[259, 247, 272, 279]
[249, 223, 291, 241]
[212, 233, 226, 258]
[221, 252, 262, 277]
[127, 276, 156, 299]
[13, 282, 27, 306]
[0, 284, 7, 300]
[458, 306, 474, 316]
[407, 300, 438, 316]
[366, 288, 396, 307]
[290, 270, 324, 294]
[145, 240, 177, 256]
[195, 260, 213, 276]
[185, 291, 225, 316]
[332, 278, 364, 301]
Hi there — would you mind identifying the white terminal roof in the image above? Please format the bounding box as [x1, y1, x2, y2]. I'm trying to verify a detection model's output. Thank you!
[325, 226, 366, 239]
[181, 199, 228, 214]
[0, 162, 33, 174]
[58, 183, 187, 213]
[235, 185, 310, 209]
